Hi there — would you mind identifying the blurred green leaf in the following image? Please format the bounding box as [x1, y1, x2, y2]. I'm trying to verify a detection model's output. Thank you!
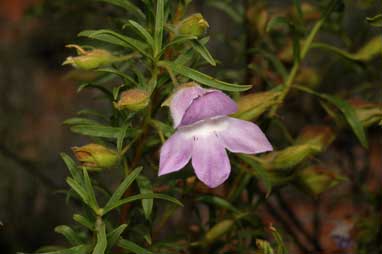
[126, 20, 154, 48]
[137, 175, 154, 220]
[82, 169, 99, 211]
[266, 16, 290, 33]
[54, 225, 82, 245]
[61, 153, 82, 183]
[206, 1, 243, 23]
[191, 40, 216, 66]
[239, 155, 272, 194]
[197, 196, 239, 213]
[154, 0, 165, 57]
[70, 124, 134, 139]
[97, 0, 145, 20]
[73, 214, 94, 231]
[77, 83, 114, 100]
[107, 224, 128, 251]
[366, 14, 382, 27]
[63, 118, 100, 126]
[17, 245, 90, 254]
[158, 61, 251, 91]
[66, 177, 91, 208]
[104, 167, 143, 212]
[118, 239, 152, 254]
[93, 222, 107, 254]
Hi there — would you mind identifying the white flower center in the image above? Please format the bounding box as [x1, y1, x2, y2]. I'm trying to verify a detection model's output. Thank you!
[179, 117, 229, 139]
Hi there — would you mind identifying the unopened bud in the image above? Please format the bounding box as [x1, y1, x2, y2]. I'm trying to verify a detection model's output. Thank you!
[349, 99, 382, 128]
[297, 166, 347, 196]
[177, 13, 209, 37]
[115, 89, 150, 111]
[233, 90, 281, 120]
[63, 45, 115, 70]
[72, 144, 118, 170]
[295, 125, 335, 151]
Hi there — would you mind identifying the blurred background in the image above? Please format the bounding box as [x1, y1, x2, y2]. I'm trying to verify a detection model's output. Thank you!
[0, 0, 381, 253]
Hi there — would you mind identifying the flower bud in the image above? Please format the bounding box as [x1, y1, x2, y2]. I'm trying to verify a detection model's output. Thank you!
[297, 166, 347, 196]
[349, 99, 382, 128]
[63, 45, 115, 70]
[295, 125, 335, 151]
[114, 89, 150, 111]
[72, 144, 119, 170]
[177, 13, 209, 37]
[233, 90, 281, 120]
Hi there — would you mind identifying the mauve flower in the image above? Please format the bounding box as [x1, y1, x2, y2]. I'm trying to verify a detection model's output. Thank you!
[159, 84, 273, 188]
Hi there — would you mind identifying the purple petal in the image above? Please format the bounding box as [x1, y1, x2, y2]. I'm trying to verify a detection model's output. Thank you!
[170, 85, 206, 128]
[159, 131, 192, 176]
[180, 91, 238, 127]
[191, 134, 231, 188]
[220, 117, 273, 154]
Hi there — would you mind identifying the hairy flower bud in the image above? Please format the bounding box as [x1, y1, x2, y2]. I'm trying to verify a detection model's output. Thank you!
[177, 13, 209, 37]
[63, 45, 115, 70]
[297, 166, 347, 196]
[72, 144, 119, 170]
[115, 89, 150, 111]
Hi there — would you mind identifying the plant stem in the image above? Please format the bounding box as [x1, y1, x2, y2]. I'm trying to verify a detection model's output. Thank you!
[269, 18, 324, 117]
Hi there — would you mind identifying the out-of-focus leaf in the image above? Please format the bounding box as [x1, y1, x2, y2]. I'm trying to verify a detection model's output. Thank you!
[66, 177, 90, 208]
[96, 0, 145, 20]
[158, 61, 251, 91]
[93, 222, 107, 254]
[154, 0, 165, 56]
[103, 193, 183, 214]
[54, 225, 82, 245]
[61, 153, 82, 183]
[77, 83, 114, 100]
[70, 124, 134, 139]
[239, 155, 272, 194]
[82, 169, 99, 211]
[63, 118, 100, 126]
[293, 0, 303, 19]
[73, 214, 94, 231]
[107, 224, 128, 250]
[17, 245, 90, 254]
[266, 16, 290, 32]
[191, 40, 216, 66]
[251, 49, 288, 80]
[126, 20, 154, 47]
[206, 1, 243, 23]
[78, 30, 150, 58]
[96, 68, 138, 86]
[104, 167, 143, 212]
[204, 220, 235, 243]
[197, 196, 239, 213]
[161, 35, 197, 55]
[118, 239, 152, 254]
[366, 14, 382, 27]
[137, 175, 154, 220]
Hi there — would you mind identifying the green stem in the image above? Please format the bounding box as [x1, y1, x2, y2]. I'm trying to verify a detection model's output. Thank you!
[269, 18, 324, 116]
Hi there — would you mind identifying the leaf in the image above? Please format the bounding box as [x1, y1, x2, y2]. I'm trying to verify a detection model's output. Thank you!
[82, 169, 99, 211]
[239, 155, 272, 194]
[66, 177, 89, 207]
[97, 0, 145, 20]
[54, 225, 83, 245]
[63, 118, 100, 126]
[96, 68, 138, 86]
[107, 224, 128, 250]
[206, 1, 243, 23]
[293, 0, 303, 19]
[127, 20, 154, 47]
[137, 176, 154, 220]
[77, 83, 114, 100]
[17, 245, 90, 254]
[103, 193, 183, 214]
[266, 16, 290, 32]
[78, 30, 150, 58]
[70, 124, 130, 139]
[160, 35, 198, 55]
[158, 61, 251, 91]
[103, 167, 143, 213]
[251, 49, 288, 81]
[117, 239, 152, 254]
[191, 40, 216, 66]
[93, 222, 107, 254]
[73, 214, 94, 231]
[154, 0, 165, 56]
[197, 196, 239, 213]
[366, 14, 382, 27]
[321, 94, 368, 148]
[60, 153, 82, 183]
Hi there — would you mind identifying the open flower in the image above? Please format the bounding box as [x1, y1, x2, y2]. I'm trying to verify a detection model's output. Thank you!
[159, 84, 273, 188]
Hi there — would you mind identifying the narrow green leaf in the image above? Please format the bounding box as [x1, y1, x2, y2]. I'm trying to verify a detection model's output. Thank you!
[107, 224, 128, 250]
[103, 193, 183, 214]
[93, 222, 107, 254]
[127, 20, 154, 47]
[78, 30, 150, 58]
[118, 239, 152, 254]
[82, 169, 99, 211]
[54, 225, 83, 245]
[266, 16, 290, 33]
[73, 214, 94, 231]
[17, 245, 90, 254]
[197, 196, 239, 213]
[160, 35, 198, 56]
[96, 68, 139, 86]
[60, 153, 82, 183]
[293, 0, 303, 19]
[77, 83, 114, 100]
[206, 1, 243, 23]
[63, 118, 100, 126]
[70, 124, 129, 139]
[137, 176, 154, 220]
[66, 177, 89, 206]
[366, 14, 382, 27]
[191, 40, 216, 66]
[154, 0, 165, 56]
[104, 167, 143, 212]
[239, 155, 272, 194]
[97, 0, 145, 20]
[158, 61, 251, 91]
